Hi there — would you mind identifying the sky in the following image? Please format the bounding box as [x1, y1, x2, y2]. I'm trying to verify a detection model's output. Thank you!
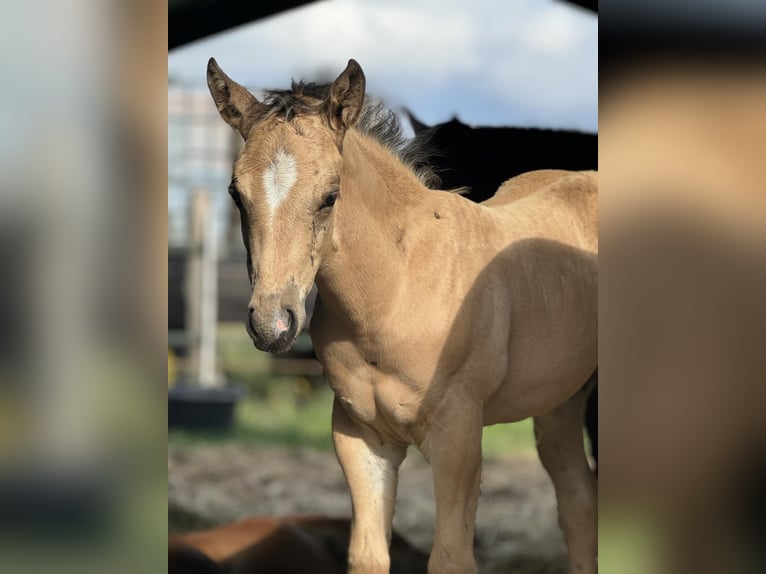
[168, 0, 597, 132]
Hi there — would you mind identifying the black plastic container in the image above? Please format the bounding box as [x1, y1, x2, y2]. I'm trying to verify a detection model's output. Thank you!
[168, 385, 244, 431]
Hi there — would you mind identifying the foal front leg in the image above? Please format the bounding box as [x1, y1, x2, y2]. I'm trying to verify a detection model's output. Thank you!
[426, 396, 483, 574]
[332, 398, 406, 574]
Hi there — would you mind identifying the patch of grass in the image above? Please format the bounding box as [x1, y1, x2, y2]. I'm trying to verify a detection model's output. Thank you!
[483, 418, 537, 459]
[169, 385, 336, 451]
[599, 510, 666, 574]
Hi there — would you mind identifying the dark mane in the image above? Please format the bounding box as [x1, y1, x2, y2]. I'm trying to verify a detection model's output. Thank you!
[255, 81, 441, 188]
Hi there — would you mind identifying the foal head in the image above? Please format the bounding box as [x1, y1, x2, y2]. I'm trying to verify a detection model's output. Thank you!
[207, 58, 366, 352]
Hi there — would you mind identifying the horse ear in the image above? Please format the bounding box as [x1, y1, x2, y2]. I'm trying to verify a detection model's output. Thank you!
[207, 58, 261, 138]
[404, 109, 429, 134]
[326, 59, 366, 133]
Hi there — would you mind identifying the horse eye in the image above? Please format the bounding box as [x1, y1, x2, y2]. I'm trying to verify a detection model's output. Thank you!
[228, 183, 243, 206]
[320, 190, 339, 210]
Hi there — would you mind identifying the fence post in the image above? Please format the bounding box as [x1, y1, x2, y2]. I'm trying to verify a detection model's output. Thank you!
[186, 190, 219, 388]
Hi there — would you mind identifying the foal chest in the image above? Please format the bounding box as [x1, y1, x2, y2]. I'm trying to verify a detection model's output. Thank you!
[319, 345, 427, 441]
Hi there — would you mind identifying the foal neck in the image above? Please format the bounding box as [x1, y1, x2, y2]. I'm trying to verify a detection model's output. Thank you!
[315, 129, 435, 329]
[342, 129, 429, 208]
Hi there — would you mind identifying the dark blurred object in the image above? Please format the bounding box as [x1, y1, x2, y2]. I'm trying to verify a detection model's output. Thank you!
[169, 0, 596, 50]
[408, 114, 597, 203]
[731, 451, 766, 574]
[168, 248, 188, 333]
[584, 374, 597, 470]
[169, 0, 315, 49]
[0, 223, 30, 367]
[0, 468, 114, 540]
[170, 539, 223, 574]
[562, 0, 597, 12]
[168, 385, 244, 431]
[170, 516, 428, 574]
[600, 0, 766, 85]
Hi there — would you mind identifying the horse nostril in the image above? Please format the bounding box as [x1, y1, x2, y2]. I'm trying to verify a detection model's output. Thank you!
[274, 307, 294, 336]
[285, 307, 296, 332]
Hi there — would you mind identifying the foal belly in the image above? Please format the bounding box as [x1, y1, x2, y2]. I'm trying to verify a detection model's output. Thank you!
[482, 267, 598, 424]
[482, 360, 594, 425]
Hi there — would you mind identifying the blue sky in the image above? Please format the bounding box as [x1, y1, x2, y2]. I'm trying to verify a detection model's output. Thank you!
[168, 0, 597, 132]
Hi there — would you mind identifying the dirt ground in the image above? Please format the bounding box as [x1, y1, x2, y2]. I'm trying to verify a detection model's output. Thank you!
[169, 444, 567, 573]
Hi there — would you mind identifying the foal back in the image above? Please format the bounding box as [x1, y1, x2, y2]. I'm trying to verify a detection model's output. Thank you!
[485, 169, 598, 253]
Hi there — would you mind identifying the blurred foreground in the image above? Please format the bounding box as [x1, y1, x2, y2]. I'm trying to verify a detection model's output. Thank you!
[0, 0, 166, 572]
[599, 62, 766, 574]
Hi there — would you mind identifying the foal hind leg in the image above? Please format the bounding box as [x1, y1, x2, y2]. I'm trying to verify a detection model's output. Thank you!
[534, 386, 597, 574]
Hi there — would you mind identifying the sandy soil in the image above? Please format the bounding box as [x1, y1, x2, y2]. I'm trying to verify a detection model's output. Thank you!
[169, 444, 567, 574]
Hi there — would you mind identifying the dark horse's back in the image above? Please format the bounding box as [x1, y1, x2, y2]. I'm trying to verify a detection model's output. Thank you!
[408, 116, 597, 203]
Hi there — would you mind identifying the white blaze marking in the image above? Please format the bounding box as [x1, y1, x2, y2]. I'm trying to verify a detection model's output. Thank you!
[262, 149, 297, 216]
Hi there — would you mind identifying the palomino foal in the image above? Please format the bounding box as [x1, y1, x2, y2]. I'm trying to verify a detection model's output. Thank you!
[208, 58, 598, 574]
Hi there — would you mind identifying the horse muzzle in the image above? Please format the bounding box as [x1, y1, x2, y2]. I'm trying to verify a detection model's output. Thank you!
[246, 296, 304, 354]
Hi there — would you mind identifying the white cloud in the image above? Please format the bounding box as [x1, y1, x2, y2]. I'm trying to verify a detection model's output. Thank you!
[519, 5, 588, 57]
[169, 0, 597, 131]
